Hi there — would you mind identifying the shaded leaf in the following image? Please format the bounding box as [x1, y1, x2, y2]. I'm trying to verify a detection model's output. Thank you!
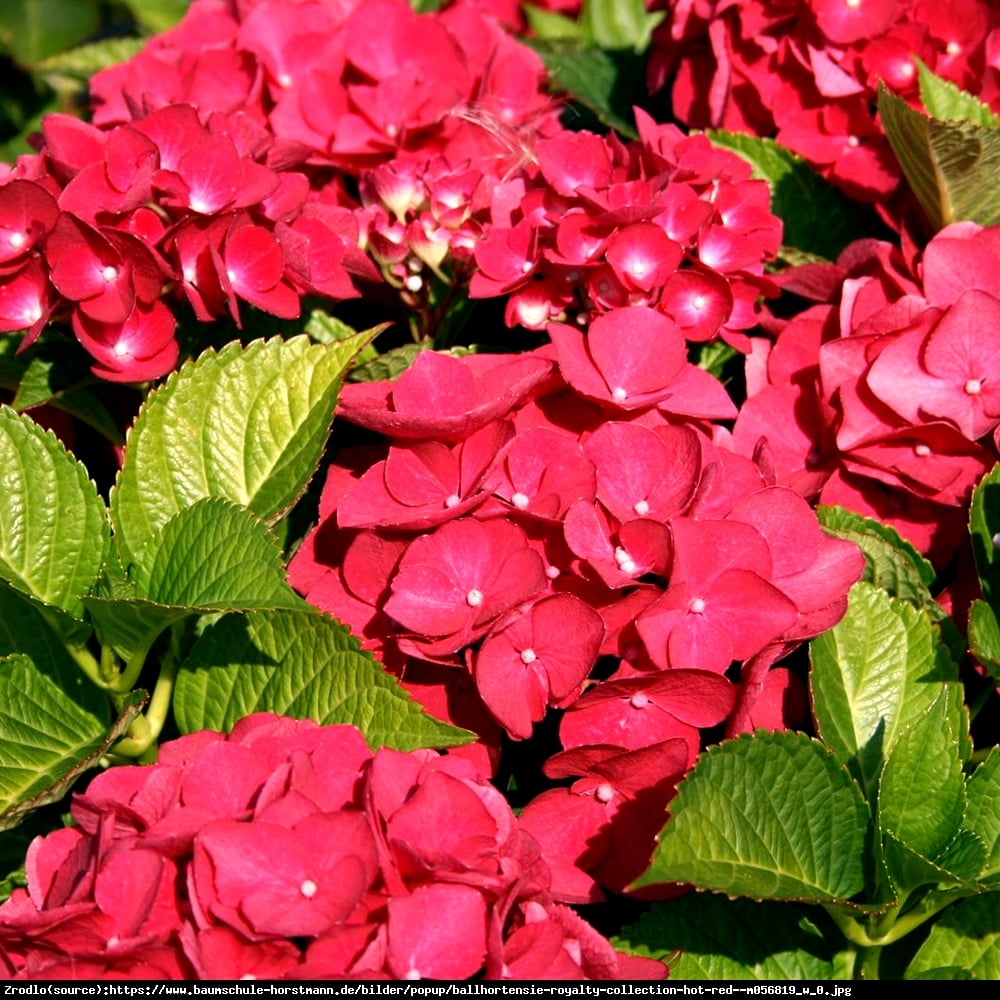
[968, 599, 1000, 680]
[0, 0, 99, 64]
[970, 464, 1000, 603]
[706, 133, 870, 260]
[0, 654, 115, 830]
[615, 894, 849, 980]
[635, 730, 868, 901]
[525, 39, 641, 138]
[907, 893, 1000, 980]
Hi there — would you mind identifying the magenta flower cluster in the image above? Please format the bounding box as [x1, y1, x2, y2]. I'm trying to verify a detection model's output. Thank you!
[0, 714, 666, 980]
[648, 0, 1000, 203]
[290, 303, 865, 897]
[734, 222, 1000, 571]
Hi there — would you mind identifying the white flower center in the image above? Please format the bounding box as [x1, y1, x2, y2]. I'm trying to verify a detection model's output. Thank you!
[689, 597, 707, 614]
[914, 443, 931, 457]
[965, 378, 983, 395]
[614, 546, 637, 574]
[630, 693, 650, 709]
[466, 588, 484, 607]
[8, 231, 26, 249]
[512, 491, 530, 510]
[946, 41, 962, 56]
[595, 783, 615, 803]
[300, 879, 318, 898]
[101, 265, 118, 283]
[612, 386, 628, 402]
[520, 648, 537, 664]
[633, 499, 650, 516]
[444, 493, 461, 508]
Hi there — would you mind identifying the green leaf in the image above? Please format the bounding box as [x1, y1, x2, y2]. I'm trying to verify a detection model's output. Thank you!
[36, 36, 147, 83]
[348, 340, 433, 383]
[117, 0, 188, 34]
[810, 582, 960, 799]
[970, 464, 1000, 603]
[523, 3, 582, 40]
[304, 310, 382, 366]
[817, 505, 935, 601]
[0, 581, 105, 720]
[878, 85, 1000, 230]
[635, 730, 869, 901]
[907, 893, 1000, 980]
[0, 654, 107, 829]
[0, 0, 99, 64]
[524, 39, 641, 138]
[0, 688, 143, 833]
[0, 406, 109, 618]
[695, 340, 739, 380]
[615, 895, 849, 980]
[916, 58, 1000, 129]
[580, 0, 664, 51]
[966, 749, 1000, 882]
[705, 133, 870, 260]
[173, 609, 474, 751]
[877, 694, 967, 883]
[968, 600, 1000, 679]
[111, 335, 364, 566]
[132, 498, 304, 611]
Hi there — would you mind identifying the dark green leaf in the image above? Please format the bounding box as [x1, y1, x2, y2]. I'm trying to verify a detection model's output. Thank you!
[705, 133, 871, 260]
[0, 0, 99, 65]
[615, 895, 849, 979]
[524, 39, 641, 138]
[970, 464, 1000, 603]
[968, 600, 1000, 679]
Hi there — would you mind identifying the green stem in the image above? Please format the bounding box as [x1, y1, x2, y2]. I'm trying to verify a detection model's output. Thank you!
[859, 946, 881, 980]
[64, 642, 106, 689]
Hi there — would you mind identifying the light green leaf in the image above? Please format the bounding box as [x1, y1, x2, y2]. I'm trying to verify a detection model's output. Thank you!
[705, 133, 870, 260]
[173, 609, 474, 751]
[0, 0, 99, 64]
[0, 406, 109, 618]
[580, 0, 664, 51]
[877, 693, 967, 891]
[132, 498, 304, 611]
[968, 600, 1000, 680]
[615, 895, 849, 980]
[635, 730, 868, 901]
[916, 58, 1000, 129]
[966, 749, 1000, 882]
[523, 3, 582, 40]
[970, 464, 1000, 602]
[0, 654, 107, 829]
[878, 85, 1000, 230]
[907, 893, 1000, 980]
[817, 506, 935, 601]
[86, 500, 304, 662]
[111, 335, 365, 566]
[810, 582, 960, 799]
